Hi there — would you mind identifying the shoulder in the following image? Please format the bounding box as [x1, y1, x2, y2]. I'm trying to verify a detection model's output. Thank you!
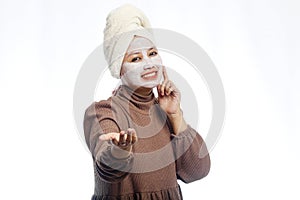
[84, 96, 127, 121]
[84, 97, 115, 118]
[84, 97, 129, 133]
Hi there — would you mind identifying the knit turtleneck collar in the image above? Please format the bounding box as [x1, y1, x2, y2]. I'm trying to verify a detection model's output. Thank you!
[114, 85, 157, 111]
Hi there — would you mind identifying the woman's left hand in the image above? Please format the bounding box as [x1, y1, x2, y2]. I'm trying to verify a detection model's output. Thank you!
[157, 66, 181, 116]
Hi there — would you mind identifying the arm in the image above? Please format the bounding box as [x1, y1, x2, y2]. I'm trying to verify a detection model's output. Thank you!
[167, 109, 210, 183]
[83, 101, 135, 182]
[171, 124, 210, 183]
[157, 66, 210, 183]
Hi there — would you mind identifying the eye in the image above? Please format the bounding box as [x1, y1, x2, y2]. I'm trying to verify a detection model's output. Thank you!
[149, 50, 158, 57]
[131, 57, 141, 62]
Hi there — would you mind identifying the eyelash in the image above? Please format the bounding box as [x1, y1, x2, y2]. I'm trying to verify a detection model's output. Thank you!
[149, 51, 157, 56]
[131, 57, 141, 62]
[129, 50, 158, 62]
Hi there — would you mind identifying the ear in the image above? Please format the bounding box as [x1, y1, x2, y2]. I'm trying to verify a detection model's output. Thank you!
[120, 55, 126, 78]
[119, 65, 125, 77]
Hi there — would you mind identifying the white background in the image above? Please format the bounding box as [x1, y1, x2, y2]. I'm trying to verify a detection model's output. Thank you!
[0, 0, 299, 199]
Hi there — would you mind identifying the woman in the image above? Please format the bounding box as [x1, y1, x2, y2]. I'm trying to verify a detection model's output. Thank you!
[84, 4, 210, 200]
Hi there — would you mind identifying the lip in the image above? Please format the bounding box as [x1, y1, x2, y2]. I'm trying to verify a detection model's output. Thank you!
[141, 70, 158, 78]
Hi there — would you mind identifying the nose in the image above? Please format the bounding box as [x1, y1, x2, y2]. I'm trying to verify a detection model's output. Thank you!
[142, 51, 157, 70]
[143, 57, 155, 70]
[143, 63, 155, 70]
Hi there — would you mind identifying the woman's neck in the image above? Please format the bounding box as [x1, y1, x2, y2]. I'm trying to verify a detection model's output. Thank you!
[121, 82, 154, 96]
[134, 86, 153, 96]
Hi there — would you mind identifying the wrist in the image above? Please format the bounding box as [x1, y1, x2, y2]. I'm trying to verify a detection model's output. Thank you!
[111, 145, 132, 159]
[167, 109, 187, 135]
[167, 108, 182, 119]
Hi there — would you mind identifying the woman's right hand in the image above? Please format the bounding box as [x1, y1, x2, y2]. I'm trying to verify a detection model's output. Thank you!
[99, 128, 137, 158]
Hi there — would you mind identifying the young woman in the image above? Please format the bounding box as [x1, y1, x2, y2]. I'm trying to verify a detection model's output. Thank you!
[84, 4, 210, 200]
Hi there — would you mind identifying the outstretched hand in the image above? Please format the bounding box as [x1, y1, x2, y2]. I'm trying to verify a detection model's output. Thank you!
[99, 128, 137, 154]
[157, 66, 181, 116]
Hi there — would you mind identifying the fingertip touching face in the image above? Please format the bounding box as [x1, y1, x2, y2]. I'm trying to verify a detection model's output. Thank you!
[120, 36, 163, 90]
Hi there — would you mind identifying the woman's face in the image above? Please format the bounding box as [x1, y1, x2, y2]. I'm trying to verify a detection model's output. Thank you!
[120, 36, 163, 90]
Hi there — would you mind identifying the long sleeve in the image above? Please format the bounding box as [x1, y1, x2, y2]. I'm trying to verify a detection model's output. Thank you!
[83, 101, 133, 182]
[172, 125, 211, 183]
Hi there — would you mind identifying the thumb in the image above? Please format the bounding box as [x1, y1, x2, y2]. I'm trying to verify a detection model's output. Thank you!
[99, 132, 120, 141]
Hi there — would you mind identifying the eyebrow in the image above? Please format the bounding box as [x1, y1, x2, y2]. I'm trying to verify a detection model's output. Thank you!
[127, 47, 156, 57]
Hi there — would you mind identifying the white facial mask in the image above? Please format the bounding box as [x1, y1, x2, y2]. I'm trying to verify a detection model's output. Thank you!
[121, 37, 163, 90]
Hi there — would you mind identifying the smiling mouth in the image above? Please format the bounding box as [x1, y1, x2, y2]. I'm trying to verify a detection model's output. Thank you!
[141, 71, 158, 79]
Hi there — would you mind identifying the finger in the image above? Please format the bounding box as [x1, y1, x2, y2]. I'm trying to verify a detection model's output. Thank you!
[125, 129, 132, 145]
[166, 87, 174, 96]
[170, 82, 180, 98]
[119, 131, 126, 146]
[156, 84, 161, 94]
[165, 81, 172, 95]
[162, 66, 169, 81]
[112, 138, 119, 146]
[157, 84, 163, 98]
[130, 128, 137, 144]
[160, 79, 168, 96]
[166, 81, 178, 96]
[156, 85, 160, 97]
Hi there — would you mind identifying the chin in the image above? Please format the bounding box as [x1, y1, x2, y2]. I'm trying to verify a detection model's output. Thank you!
[141, 81, 160, 89]
[142, 75, 162, 88]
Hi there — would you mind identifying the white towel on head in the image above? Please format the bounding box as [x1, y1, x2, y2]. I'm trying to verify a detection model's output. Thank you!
[103, 4, 155, 79]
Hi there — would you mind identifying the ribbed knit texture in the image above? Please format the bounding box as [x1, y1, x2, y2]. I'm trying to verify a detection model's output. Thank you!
[84, 85, 210, 200]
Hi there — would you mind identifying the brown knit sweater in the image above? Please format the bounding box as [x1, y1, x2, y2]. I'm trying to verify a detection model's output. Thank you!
[84, 85, 210, 200]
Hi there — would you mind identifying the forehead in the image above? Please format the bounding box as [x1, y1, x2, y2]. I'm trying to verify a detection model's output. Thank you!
[127, 36, 155, 52]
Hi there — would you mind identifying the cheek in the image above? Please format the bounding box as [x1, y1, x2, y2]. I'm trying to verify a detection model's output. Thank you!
[152, 55, 163, 65]
[157, 67, 163, 81]
[122, 62, 142, 74]
[121, 62, 144, 81]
